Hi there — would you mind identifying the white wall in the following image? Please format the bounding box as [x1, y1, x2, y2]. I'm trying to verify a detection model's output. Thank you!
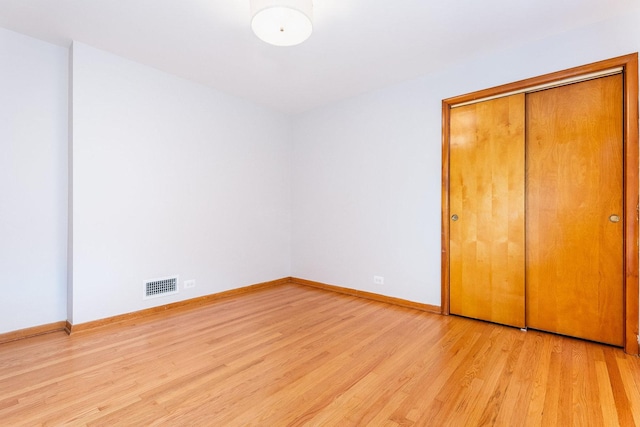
[70, 43, 291, 324]
[0, 28, 68, 333]
[291, 85, 439, 304]
[291, 7, 640, 307]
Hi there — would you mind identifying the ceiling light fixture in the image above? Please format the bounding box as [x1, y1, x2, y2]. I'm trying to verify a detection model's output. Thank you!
[250, 0, 313, 47]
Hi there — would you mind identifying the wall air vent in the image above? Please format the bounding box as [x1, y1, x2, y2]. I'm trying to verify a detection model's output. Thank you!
[144, 275, 179, 300]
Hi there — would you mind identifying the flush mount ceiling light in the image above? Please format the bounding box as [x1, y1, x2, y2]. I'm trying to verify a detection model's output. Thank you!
[250, 0, 313, 47]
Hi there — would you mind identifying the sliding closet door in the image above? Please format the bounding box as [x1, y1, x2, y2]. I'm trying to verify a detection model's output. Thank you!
[526, 75, 624, 346]
[449, 94, 526, 328]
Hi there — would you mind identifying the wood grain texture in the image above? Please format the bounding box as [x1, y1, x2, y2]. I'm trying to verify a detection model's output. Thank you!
[526, 75, 624, 346]
[449, 93, 526, 328]
[66, 277, 291, 333]
[622, 53, 639, 355]
[441, 99, 452, 316]
[0, 321, 66, 345]
[291, 277, 441, 314]
[62, 277, 439, 338]
[442, 53, 638, 354]
[1, 284, 639, 425]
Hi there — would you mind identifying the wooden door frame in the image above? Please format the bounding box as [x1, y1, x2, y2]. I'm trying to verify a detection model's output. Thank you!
[441, 53, 639, 354]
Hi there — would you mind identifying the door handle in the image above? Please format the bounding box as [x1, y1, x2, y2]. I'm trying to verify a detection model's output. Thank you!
[451, 214, 459, 221]
[609, 214, 620, 223]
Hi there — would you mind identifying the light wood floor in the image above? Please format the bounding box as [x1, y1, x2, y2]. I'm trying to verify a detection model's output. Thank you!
[1, 284, 640, 426]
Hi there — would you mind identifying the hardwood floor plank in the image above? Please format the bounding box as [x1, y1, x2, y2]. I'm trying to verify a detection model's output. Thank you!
[582, 342, 607, 426]
[387, 320, 481, 424]
[494, 330, 543, 426]
[476, 331, 525, 425]
[523, 333, 554, 425]
[557, 339, 574, 425]
[1, 284, 639, 425]
[415, 324, 502, 425]
[618, 357, 640, 426]
[605, 348, 635, 426]
[596, 359, 621, 427]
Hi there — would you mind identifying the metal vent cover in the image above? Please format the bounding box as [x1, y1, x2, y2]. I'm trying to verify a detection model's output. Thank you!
[144, 275, 179, 300]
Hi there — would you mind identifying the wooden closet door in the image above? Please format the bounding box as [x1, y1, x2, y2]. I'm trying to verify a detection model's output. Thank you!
[449, 94, 526, 328]
[526, 75, 624, 346]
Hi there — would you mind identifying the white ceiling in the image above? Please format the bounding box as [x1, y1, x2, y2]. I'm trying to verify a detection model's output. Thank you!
[0, 0, 636, 113]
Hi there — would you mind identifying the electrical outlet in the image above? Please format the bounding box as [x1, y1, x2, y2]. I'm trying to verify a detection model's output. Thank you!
[373, 276, 384, 285]
[184, 280, 196, 289]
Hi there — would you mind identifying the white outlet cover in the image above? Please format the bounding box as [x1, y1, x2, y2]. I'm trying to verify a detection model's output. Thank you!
[184, 280, 196, 289]
[373, 276, 384, 285]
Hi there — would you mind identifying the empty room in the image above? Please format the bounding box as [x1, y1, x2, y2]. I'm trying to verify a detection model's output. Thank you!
[2, 0, 640, 425]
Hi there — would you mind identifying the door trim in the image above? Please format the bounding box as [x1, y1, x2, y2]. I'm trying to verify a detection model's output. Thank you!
[441, 53, 639, 354]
